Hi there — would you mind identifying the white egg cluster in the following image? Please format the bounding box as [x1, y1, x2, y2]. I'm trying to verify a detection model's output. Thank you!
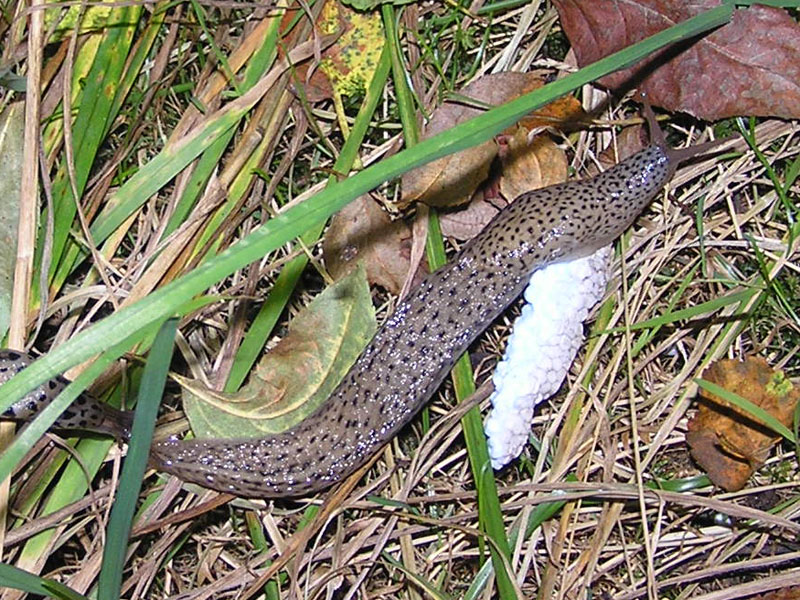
[484, 245, 612, 469]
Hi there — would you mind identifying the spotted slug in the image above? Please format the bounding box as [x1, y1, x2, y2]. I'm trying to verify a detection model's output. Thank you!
[0, 113, 716, 498]
[150, 141, 695, 497]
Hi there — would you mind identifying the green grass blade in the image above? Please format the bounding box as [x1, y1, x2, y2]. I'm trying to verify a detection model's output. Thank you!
[0, 563, 88, 600]
[99, 318, 177, 600]
[737, 116, 796, 235]
[603, 288, 756, 334]
[464, 486, 569, 599]
[163, 11, 282, 239]
[382, 4, 418, 146]
[45, 5, 142, 285]
[630, 262, 701, 357]
[106, 3, 167, 134]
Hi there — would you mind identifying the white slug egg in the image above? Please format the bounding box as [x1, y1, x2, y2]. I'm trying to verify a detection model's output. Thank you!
[484, 245, 612, 470]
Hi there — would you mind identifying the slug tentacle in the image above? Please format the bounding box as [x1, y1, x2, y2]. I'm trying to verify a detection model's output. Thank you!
[151, 143, 676, 498]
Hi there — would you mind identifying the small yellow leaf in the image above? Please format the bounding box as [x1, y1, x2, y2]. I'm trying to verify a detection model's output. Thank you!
[319, 1, 385, 98]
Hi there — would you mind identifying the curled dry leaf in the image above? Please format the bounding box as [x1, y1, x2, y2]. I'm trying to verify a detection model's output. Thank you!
[322, 194, 413, 295]
[499, 128, 568, 202]
[553, 0, 800, 120]
[686, 357, 799, 492]
[182, 266, 377, 438]
[400, 71, 583, 209]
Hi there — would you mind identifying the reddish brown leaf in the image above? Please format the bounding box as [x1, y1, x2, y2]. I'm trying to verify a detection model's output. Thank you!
[553, 1, 800, 119]
[686, 357, 799, 491]
[684, 426, 754, 492]
[322, 194, 413, 295]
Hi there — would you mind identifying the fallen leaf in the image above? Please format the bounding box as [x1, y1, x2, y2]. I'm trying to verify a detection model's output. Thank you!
[498, 128, 568, 201]
[318, 0, 385, 98]
[686, 357, 799, 491]
[293, 63, 334, 104]
[292, 1, 384, 103]
[183, 266, 377, 438]
[322, 194, 413, 295]
[400, 71, 582, 209]
[553, 1, 800, 119]
[439, 190, 505, 240]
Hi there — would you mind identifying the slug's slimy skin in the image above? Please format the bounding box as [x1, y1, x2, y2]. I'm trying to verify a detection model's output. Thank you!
[0, 350, 131, 439]
[150, 143, 678, 497]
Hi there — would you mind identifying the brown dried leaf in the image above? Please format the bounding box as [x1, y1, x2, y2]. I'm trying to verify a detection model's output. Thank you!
[293, 63, 334, 104]
[553, 0, 800, 119]
[684, 426, 754, 492]
[499, 128, 568, 201]
[686, 357, 799, 491]
[439, 190, 505, 240]
[401, 71, 569, 209]
[322, 194, 413, 295]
